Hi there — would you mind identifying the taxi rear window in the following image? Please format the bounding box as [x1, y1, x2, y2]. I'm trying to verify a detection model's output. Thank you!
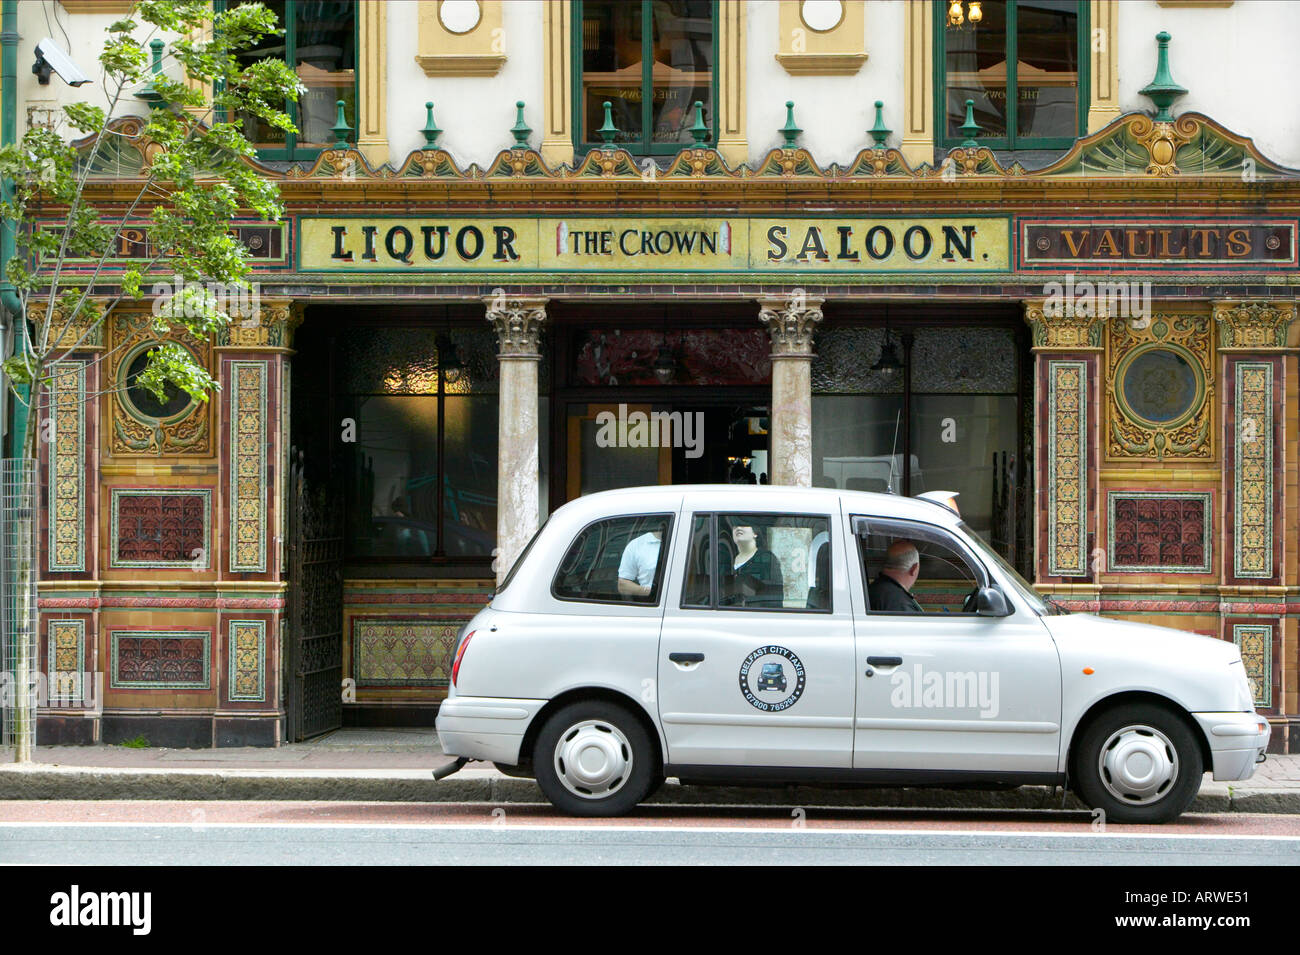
[552, 514, 674, 605]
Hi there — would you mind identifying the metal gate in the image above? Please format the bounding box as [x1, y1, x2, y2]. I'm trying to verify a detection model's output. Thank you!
[284, 447, 344, 742]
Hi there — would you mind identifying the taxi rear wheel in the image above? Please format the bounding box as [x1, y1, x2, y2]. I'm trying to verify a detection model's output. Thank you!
[534, 701, 657, 817]
[1071, 703, 1203, 824]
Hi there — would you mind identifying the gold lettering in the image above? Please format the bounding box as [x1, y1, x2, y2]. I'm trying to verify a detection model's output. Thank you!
[1226, 228, 1252, 257]
[1060, 230, 1088, 257]
[1188, 228, 1217, 257]
[1126, 230, 1154, 257]
[1093, 230, 1121, 257]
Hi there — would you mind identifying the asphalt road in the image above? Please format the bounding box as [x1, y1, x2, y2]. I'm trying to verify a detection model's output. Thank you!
[2, 802, 1298, 865]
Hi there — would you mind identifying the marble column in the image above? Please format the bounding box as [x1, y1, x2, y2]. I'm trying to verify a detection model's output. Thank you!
[486, 296, 546, 583]
[758, 294, 823, 487]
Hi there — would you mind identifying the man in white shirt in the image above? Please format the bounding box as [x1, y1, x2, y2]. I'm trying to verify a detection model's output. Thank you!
[617, 529, 662, 598]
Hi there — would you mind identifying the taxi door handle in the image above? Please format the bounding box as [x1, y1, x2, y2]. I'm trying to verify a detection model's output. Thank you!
[669, 652, 705, 663]
[867, 656, 903, 667]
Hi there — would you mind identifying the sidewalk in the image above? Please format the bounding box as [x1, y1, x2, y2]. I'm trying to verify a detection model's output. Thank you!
[2, 727, 1298, 812]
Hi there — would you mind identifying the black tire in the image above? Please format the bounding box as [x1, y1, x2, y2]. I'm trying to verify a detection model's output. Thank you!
[1071, 703, 1203, 824]
[492, 760, 534, 779]
[533, 700, 658, 817]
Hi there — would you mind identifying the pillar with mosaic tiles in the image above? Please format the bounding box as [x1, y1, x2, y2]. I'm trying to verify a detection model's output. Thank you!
[214, 297, 301, 745]
[36, 302, 103, 744]
[1023, 302, 1101, 600]
[1213, 300, 1296, 751]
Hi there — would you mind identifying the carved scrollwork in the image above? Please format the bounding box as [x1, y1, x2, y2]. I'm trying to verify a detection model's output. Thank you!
[485, 296, 547, 358]
[108, 310, 213, 456]
[1213, 300, 1295, 350]
[1105, 312, 1214, 461]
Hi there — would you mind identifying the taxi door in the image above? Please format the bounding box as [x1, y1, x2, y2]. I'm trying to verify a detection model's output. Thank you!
[655, 499, 857, 770]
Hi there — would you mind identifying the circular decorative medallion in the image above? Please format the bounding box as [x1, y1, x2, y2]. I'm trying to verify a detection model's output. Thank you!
[438, 0, 481, 35]
[739, 645, 806, 712]
[123, 346, 195, 421]
[1116, 345, 1203, 428]
[800, 0, 844, 32]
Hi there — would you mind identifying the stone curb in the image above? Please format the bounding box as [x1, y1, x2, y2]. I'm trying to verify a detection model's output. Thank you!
[0, 766, 1295, 813]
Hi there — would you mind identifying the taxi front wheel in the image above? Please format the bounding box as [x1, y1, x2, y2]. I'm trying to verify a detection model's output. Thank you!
[534, 701, 659, 817]
[1070, 703, 1203, 824]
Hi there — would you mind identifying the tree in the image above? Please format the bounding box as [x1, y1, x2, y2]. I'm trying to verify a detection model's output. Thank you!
[0, 0, 300, 761]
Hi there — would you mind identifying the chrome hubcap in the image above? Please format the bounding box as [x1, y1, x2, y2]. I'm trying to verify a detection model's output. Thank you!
[1098, 724, 1179, 805]
[553, 719, 633, 799]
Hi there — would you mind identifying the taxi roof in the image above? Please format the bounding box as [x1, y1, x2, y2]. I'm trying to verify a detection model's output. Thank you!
[550, 484, 962, 526]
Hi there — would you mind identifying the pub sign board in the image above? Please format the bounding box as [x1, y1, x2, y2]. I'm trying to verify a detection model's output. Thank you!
[297, 216, 1011, 273]
[1017, 218, 1298, 270]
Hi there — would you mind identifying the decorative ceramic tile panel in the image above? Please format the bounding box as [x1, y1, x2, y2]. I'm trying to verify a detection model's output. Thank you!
[351, 618, 461, 688]
[1232, 623, 1272, 708]
[1047, 360, 1087, 576]
[110, 631, 210, 689]
[229, 361, 268, 573]
[228, 620, 266, 702]
[110, 488, 211, 568]
[1105, 314, 1214, 461]
[1234, 362, 1273, 578]
[1107, 492, 1211, 573]
[48, 361, 86, 572]
[46, 619, 85, 704]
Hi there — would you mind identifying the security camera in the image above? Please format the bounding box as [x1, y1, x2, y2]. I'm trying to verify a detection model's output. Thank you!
[33, 38, 92, 87]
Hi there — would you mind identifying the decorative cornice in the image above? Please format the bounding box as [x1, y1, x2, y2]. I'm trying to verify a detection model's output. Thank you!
[1212, 300, 1296, 350]
[414, 53, 506, 76]
[216, 298, 304, 350]
[758, 293, 824, 357]
[773, 52, 869, 75]
[1023, 300, 1104, 351]
[485, 296, 547, 358]
[69, 109, 1300, 193]
[35, 300, 106, 351]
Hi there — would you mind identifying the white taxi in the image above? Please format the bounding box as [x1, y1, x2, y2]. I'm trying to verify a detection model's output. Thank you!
[435, 486, 1268, 822]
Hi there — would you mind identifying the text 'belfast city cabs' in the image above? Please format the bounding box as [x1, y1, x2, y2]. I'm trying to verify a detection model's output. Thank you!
[435, 486, 1268, 823]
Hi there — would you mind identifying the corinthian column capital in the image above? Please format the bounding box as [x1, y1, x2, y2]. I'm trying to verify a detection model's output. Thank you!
[758, 292, 824, 357]
[485, 295, 548, 359]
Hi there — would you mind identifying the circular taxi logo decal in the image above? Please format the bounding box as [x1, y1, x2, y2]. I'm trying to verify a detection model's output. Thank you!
[739, 645, 806, 712]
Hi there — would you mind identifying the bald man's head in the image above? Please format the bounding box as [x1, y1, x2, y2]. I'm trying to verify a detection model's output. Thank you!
[883, 540, 919, 572]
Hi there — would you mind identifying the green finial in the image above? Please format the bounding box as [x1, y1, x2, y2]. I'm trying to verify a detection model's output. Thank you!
[421, 102, 441, 147]
[1139, 31, 1187, 123]
[690, 100, 709, 145]
[331, 99, 353, 149]
[958, 98, 981, 147]
[135, 38, 167, 109]
[597, 100, 618, 144]
[869, 100, 891, 148]
[780, 100, 801, 147]
[511, 100, 532, 147]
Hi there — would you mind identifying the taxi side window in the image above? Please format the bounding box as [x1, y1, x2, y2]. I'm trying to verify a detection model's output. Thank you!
[854, 516, 985, 615]
[552, 514, 673, 605]
[683, 512, 831, 612]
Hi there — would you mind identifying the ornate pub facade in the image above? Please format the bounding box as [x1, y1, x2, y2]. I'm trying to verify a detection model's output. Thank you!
[10, 1, 1299, 751]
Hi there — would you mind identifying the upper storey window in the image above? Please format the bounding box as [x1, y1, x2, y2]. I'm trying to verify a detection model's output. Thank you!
[221, 0, 357, 161]
[574, 0, 716, 155]
[937, 0, 1086, 151]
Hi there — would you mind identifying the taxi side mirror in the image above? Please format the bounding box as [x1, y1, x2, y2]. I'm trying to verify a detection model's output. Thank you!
[974, 586, 1011, 617]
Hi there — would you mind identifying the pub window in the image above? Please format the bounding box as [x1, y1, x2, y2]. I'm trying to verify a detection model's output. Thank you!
[574, 0, 716, 155]
[936, 0, 1087, 151]
[337, 325, 507, 563]
[811, 324, 1026, 573]
[217, 0, 357, 161]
